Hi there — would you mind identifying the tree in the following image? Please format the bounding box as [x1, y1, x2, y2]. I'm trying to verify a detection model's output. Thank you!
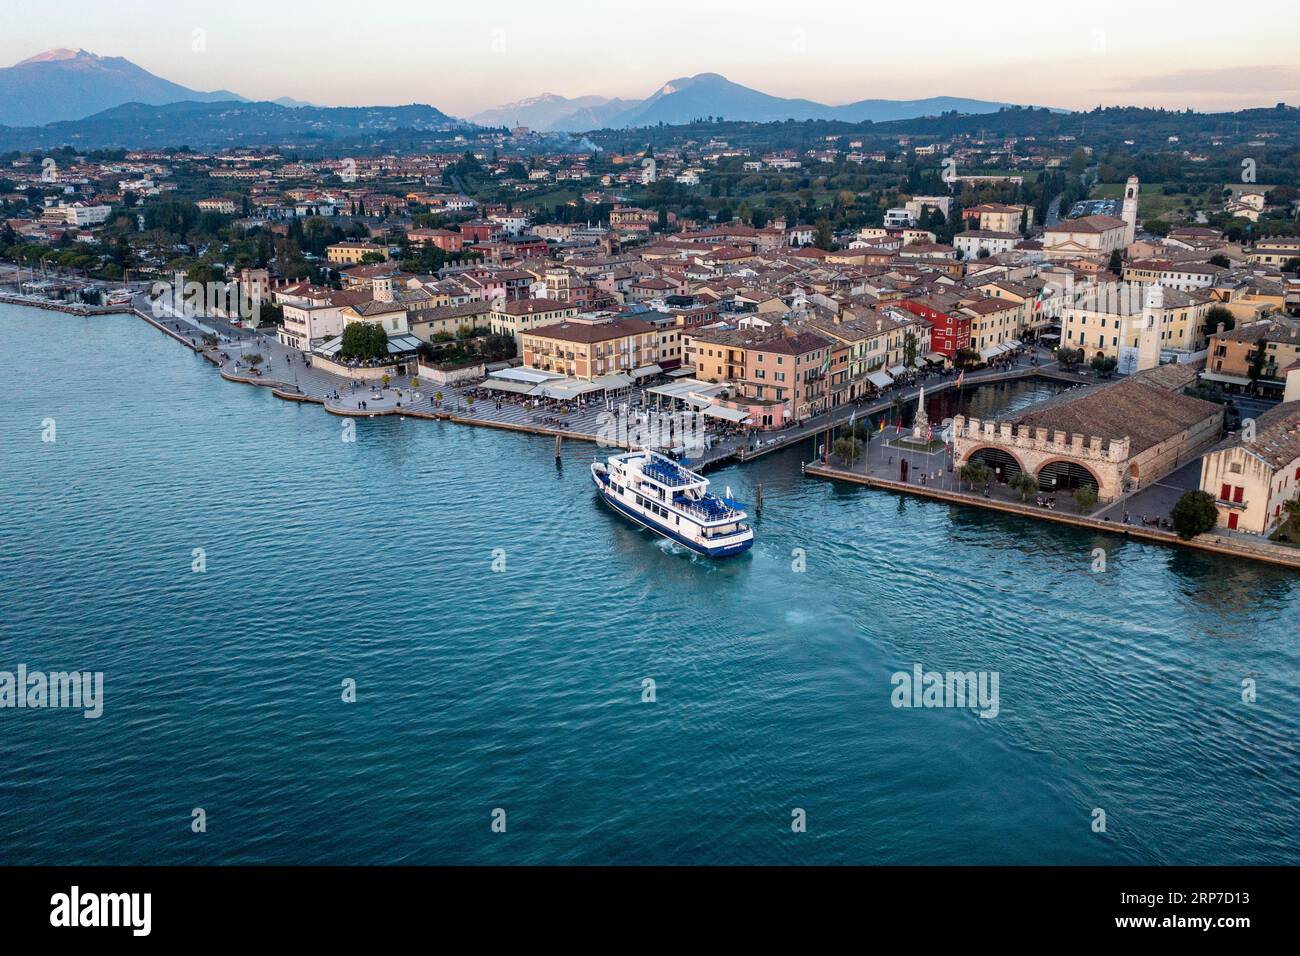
[339, 321, 388, 360]
[1073, 486, 1098, 513]
[479, 333, 517, 363]
[244, 352, 263, 370]
[1171, 490, 1218, 539]
[959, 460, 993, 490]
[1090, 355, 1118, 376]
[813, 219, 834, 251]
[1009, 471, 1039, 501]
[832, 436, 863, 462]
[1278, 495, 1300, 540]
[1056, 347, 1083, 369]
[1204, 304, 1235, 336]
[1108, 249, 1123, 274]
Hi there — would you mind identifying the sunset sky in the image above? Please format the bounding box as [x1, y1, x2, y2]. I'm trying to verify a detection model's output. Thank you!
[4, 0, 1298, 117]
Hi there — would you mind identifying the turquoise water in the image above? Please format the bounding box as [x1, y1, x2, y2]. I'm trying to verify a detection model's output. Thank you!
[1, 303, 1297, 865]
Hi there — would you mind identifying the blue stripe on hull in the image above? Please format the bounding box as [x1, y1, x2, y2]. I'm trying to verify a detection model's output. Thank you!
[592, 471, 752, 558]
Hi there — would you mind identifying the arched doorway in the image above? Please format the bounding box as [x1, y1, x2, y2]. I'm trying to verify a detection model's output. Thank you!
[1037, 459, 1100, 493]
[1124, 461, 1140, 492]
[966, 446, 1022, 483]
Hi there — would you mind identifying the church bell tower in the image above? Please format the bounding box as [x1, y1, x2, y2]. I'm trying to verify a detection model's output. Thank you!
[1121, 175, 1139, 246]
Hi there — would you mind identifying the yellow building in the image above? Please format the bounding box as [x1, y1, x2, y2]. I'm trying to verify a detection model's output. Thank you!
[327, 241, 390, 266]
[520, 316, 660, 380]
[1043, 215, 1129, 261]
[489, 298, 579, 346]
[1200, 400, 1300, 534]
[965, 202, 1032, 233]
[1061, 284, 1211, 370]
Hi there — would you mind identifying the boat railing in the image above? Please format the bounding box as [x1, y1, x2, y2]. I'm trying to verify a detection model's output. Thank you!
[671, 494, 744, 524]
[638, 459, 700, 489]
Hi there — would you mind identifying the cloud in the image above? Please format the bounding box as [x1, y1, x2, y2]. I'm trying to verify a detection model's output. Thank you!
[1103, 65, 1300, 95]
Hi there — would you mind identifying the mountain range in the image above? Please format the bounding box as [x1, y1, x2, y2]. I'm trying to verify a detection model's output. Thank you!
[472, 73, 1038, 131]
[0, 48, 247, 126]
[4, 49, 1048, 135]
[0, 100, 462, 151]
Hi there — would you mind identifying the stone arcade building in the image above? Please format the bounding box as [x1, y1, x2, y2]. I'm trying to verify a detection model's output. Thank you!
[952, 365, 1224, 502]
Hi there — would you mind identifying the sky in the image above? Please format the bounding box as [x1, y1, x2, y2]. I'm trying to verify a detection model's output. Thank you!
[3, 0, 1299, 117]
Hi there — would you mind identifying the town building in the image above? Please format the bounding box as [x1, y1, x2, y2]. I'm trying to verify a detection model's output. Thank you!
[489, 298, 580, 348]
[1204, 317, 1300, 396]
[327, 241, 390, 266]
[1199, 400, 1300, 534]
[954, 365, 1223, 502]
[1043, 215, 1130, 261]
[519, 315, 660, 380]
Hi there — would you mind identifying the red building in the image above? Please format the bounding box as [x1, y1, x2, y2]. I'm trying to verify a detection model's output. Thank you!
[406, 228, 463, 253]
[899, 297, 970, 358]
[507, 236, 548, 259]
[460, 220, 503, 243]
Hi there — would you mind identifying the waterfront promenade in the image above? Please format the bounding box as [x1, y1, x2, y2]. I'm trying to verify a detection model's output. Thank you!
[805, 451, 1300, 570]
[10, 290, 1295, 569]
[133, 292, 1090, 468]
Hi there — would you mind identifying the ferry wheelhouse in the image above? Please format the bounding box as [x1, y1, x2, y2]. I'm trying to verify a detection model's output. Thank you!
[591, 450, 754, 558]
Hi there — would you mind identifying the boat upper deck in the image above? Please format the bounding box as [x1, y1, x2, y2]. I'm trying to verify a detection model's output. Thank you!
[619, 452, 707, 490]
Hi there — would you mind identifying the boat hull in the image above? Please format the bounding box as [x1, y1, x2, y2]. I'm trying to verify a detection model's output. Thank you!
[592, 465, 753, 558]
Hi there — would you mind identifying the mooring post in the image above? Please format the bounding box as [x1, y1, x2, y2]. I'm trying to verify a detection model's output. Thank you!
[755, 483, 764, 513]
[555, 434, 563, 459]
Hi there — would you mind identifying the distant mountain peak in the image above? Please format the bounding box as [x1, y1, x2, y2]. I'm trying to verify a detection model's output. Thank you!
[0, 47, 252, 127]
[16, 47, 95, 66]
[656, 73, 724, 96]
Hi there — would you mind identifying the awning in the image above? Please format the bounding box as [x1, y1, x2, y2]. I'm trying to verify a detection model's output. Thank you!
[1004, 338, 1022, 350]
[319, 332, 425, 357]
[631, 364, 662, 379]
[491, 367, 562, 384]
[481, 379, 538, 395]
[703, 405, 751, 423]
[978, 345, 1002, 360]
[888, 365, 908, 377]
[923, 351, 947, 363]
[1200, 371, 1253, 387]
[866, 370, 894, 388]
[538, 379, 604, 400]
[385, 334, 425, 354]
[595, 373, 634, 390]
[666, 366, 697, 378]
[647, 379, 727, 402]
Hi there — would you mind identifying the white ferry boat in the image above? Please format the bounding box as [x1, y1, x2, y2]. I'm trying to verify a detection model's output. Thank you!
[591, 450, 754, 558]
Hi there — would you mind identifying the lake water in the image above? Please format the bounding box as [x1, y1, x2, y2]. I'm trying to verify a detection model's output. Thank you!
[1, 303, 1297, 865]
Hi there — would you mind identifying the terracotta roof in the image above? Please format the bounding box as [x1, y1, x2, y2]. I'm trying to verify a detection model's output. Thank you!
[493, 298, 575, 316]
[1008, 373, 1221, 454]
[1229, 400, 1300, 469]
[525, 317, 656, 344]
